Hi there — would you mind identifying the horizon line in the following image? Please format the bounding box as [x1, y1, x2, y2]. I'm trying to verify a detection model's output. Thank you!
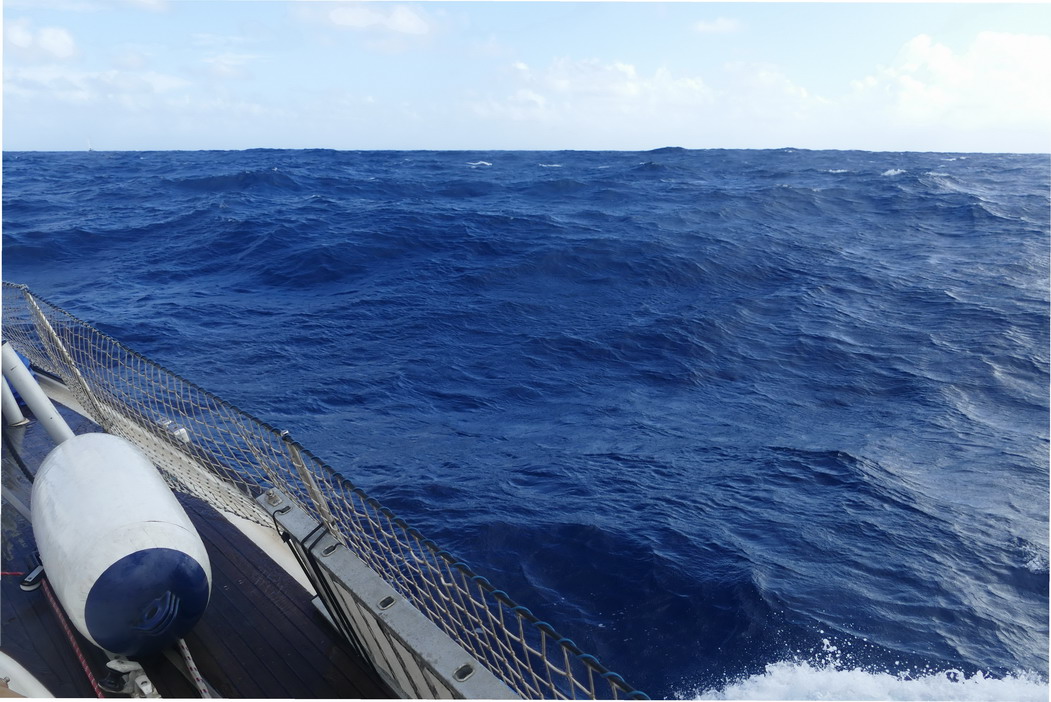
[4, 146, 1049, 156]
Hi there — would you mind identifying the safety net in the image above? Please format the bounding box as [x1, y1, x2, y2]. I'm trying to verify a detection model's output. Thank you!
[2, 282, 647, 701]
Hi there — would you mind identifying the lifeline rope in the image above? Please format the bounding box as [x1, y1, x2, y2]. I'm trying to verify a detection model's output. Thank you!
[41, 577, 106, 698]
[177, 638, 211, 698]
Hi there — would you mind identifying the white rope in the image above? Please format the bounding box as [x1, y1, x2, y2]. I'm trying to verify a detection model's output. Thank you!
[177, 638, 212, 698]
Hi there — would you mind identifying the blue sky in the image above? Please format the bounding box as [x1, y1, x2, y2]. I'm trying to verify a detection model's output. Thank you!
[4, 1, 1050, 152]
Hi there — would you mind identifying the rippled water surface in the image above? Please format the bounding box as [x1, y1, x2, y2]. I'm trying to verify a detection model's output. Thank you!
[3, 148, 1048, 699]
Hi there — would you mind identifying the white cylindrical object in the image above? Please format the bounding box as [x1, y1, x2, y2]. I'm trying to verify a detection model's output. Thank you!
[32, 433, 211, 657]
[1, 375, 28, 426]
[1, 343, 73, 444]
[0, 651, 54, 698]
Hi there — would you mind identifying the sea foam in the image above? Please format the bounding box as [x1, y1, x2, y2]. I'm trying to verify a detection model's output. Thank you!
[688, 662, 1048, 701]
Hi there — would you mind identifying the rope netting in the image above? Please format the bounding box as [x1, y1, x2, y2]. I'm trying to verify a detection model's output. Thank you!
[1, 283, 646, 701]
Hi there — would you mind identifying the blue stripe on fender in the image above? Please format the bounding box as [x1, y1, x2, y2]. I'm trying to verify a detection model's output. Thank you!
[85, 548, 210, 657]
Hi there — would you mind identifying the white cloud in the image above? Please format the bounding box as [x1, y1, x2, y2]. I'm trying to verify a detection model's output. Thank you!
[471, 29, 1049, 151]
[471, 35, 514, 60]
[847, 31, 1051, 148]
[186, 33, 263, 80]
[192, 32, 253, 49]
[3, 0, 104, 10]
[545, 58, 632, 97]
[475, 88, 549, 122]
[120, 0, 168, 11]
[471, 58, 714, 146]
[694, 18, 741, 35]
[6, 19, 35, 49]
[113, 50, 149, 71]
[5, 65, 191, 108]
[327, 3, 430, 35]
[200, 52, 260, 80]
[533, 58, 710, 106]
[5, 0, 172, 12]
[388, 6, 429, 35]
[38, 27, 76, 59]
[721, 62, 818, 115]
[5, 18, 77, 61]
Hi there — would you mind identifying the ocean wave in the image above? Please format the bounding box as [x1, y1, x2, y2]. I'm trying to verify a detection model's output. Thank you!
[685, 633, 1048, 700]
[689, 661, 1047, 701]
[3, 148, 1047, 699]
[166, 167, 302, 192]
[436, 179, 499, 198]
[521, 177, 593, 198]
[632, 160, 676, 173]
[1017, 539, 1050, 575]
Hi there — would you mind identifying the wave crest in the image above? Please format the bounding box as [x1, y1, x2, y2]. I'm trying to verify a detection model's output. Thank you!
[167, 167, 302, 192]
[689, 662, 1047, 701]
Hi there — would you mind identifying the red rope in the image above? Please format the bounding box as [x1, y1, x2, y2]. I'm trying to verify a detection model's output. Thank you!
[1, 571, 26, 576]
[41, 577, 106, 698]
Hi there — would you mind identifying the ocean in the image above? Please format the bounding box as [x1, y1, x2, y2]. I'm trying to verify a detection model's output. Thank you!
[2, 148, 1048, 700]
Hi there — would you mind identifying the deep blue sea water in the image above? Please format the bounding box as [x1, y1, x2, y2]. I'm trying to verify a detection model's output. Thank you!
[3, 148, 1049, 699]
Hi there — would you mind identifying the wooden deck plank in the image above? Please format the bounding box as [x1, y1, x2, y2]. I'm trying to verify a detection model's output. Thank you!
[180, 492, 393, 698]
[0, 501, 112, 697]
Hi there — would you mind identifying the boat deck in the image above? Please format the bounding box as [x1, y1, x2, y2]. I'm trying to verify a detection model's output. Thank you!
[1, 402, 394, 698]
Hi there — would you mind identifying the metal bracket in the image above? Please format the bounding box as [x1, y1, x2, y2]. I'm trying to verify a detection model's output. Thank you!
[19, 565, 44, 592]
[104, 657, 160, 698]
[257, 489, 519, 700]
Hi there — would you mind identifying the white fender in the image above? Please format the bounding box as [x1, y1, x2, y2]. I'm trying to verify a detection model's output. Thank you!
[0, 650, 54, 697]
[31, 433, 211, 657]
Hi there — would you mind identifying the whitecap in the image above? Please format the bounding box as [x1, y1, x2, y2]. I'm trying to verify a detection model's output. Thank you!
[1018, 539, 1049, 574]
[538, 163, 563, 168]
[881, 168, 906, 177]
[825, 169, 849, 174]
[686, 662, 1048, 701]
[466, 161, 492, 167]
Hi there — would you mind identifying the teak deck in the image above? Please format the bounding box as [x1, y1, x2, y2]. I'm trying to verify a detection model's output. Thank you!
[1, 403, 393, 698]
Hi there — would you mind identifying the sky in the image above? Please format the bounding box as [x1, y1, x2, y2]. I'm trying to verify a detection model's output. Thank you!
[3, 1, 1050, 152]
